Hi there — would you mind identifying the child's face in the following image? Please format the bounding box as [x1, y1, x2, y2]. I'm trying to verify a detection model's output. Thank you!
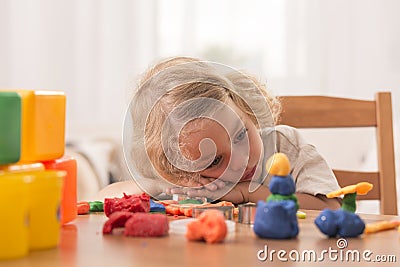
[179, 100, 264, 184]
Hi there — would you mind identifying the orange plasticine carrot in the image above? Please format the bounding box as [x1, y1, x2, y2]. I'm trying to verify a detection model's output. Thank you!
[364, 220, 400, 234]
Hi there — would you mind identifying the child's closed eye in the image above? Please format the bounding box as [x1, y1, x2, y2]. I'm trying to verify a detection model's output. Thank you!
[207, 155, 222, 169]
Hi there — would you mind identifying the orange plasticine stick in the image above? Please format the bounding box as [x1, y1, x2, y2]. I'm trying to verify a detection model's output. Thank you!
[364, 220, 400, 234]
[327, 182, 373, 198]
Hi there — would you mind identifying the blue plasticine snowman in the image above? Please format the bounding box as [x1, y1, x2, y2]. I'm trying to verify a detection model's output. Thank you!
[253, 153, 299, 239]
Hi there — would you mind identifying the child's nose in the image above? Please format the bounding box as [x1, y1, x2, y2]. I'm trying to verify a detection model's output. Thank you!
[229, 152, 249, 172]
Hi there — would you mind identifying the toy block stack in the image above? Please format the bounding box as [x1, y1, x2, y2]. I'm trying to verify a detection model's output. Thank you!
[0, 89, 77, 260]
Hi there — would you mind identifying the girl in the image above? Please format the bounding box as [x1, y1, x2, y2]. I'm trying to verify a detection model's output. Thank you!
[96, 57, 341, 210]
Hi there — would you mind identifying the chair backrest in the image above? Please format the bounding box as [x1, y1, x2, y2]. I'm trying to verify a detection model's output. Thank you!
[278, 92, 398, 215]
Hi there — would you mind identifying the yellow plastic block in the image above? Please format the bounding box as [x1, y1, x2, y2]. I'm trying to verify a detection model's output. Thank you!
[1, 90, 66, 162]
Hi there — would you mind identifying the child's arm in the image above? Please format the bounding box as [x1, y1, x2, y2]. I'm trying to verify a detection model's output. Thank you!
[94, 177, 168, 200]
[169, 180, 340, 209]
[94, 180, 144, 200]
[296, 193, 341, 210]
[228, 182, 341, 210]
[221, 182, 271, 203]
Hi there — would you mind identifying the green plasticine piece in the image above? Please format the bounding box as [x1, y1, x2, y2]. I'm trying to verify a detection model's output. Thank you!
[178, 199, 203, 205]
[89, 201, 104, 212]
[267, 194, 299, 210]
[341, 192, 357, 213]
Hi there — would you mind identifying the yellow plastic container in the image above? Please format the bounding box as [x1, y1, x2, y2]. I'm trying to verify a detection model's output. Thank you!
[0, 162, 45, 173]
[0, 90, 66, 162]
[27, 170, 65, 250]
[0, 175, 30, 260]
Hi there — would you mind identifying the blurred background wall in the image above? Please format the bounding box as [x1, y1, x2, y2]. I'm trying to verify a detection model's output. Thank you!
[0, 0, 399, 211]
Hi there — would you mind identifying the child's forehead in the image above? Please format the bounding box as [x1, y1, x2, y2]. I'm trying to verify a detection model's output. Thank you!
[181, 100, 246, 135]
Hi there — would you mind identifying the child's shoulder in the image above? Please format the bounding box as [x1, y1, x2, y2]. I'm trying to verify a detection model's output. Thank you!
[260, 125, 300, 139]
[94, 181, 144, 200]
[260, 125, 308, 153]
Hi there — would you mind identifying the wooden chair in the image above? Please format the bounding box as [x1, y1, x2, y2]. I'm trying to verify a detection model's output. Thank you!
[279, 92, 398, 215]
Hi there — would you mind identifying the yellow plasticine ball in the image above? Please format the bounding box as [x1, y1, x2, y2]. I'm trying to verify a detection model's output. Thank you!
[266, 153, 290, 176]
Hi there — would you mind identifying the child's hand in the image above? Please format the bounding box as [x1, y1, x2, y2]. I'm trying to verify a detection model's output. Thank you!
[184, 184, 230, 199]
[165, 181, 265, 204]
[196, 177, 226, 191]
[188, 181, 268, 204]
[164, 178, 226, 196]
[184, 181, 246, 203]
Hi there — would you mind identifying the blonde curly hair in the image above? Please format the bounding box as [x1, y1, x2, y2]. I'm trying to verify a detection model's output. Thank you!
[129, 56, 281, 187]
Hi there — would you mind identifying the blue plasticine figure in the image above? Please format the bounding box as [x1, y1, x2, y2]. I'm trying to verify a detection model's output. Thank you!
[253, 153, 299, 239]
[254, 200, 299, 239]
[315, 208, 365, 238]
[267, 174, 299, 210]
[268, 173, 296, 196]
[314, 182, 373, 238]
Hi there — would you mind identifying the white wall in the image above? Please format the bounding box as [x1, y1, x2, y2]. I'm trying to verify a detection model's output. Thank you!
[0, 0, 158, 142]
[1, 0, 398, 139]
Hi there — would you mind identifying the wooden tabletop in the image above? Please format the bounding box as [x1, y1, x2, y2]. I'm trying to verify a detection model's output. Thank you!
[1, 210, 399, 267]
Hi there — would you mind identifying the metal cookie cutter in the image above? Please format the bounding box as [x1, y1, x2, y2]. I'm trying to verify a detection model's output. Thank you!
[192, 206, 234, 220]
[238, 203, 257, 224]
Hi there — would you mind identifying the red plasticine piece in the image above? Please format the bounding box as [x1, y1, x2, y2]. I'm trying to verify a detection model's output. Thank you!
[103, 211, 135, 234]
[124, 213, 169, 237]
[104, 193, 150, 217]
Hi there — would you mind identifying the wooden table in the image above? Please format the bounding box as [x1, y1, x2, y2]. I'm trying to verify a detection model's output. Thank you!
[1, 210, 399, 267]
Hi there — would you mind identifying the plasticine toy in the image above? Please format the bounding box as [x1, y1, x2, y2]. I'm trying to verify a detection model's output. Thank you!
[124, 213, 169, 237]
[77, 201, 104, 214]
[150, 199, 166, 213]
[103, 211, 169, 237]
[89, 201, 104, 212]
[103, 211, 134, 234]
[253, 153, 299, 239]
[296, 211, 306, 219]
[104, 193, 150, 217]
[186, 209, 227, 243]
[314, 182, 373, 238]
[161, 200, 234, 217]
[77, 201, 90, 215]
[364, 220, 400, 234]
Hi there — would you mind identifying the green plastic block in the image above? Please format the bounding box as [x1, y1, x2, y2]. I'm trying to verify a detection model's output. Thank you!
[0, 92, 21, 164]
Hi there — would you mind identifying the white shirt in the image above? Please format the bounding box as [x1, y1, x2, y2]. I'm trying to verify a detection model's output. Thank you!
[260, 125, 340, 196]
